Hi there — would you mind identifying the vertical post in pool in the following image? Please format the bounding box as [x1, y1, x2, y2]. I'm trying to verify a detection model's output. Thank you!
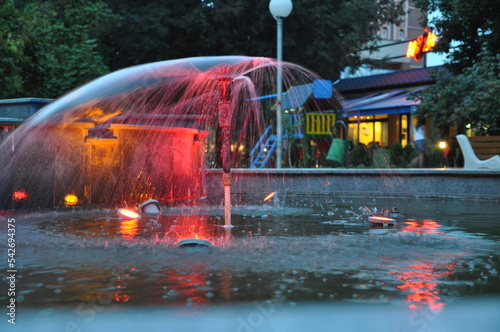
[217, 77, 233, 228]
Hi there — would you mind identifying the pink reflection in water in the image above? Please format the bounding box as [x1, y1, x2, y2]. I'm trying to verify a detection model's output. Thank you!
[392, 218, 457, 310]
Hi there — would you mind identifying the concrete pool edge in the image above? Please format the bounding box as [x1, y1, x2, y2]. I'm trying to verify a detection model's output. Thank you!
[206, 168, 500, 200]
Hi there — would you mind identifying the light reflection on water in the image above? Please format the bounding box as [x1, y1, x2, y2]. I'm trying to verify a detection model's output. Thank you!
[1, 195, 500, 317]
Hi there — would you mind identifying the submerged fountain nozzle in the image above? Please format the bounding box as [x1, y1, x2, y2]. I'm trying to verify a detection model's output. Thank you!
[139, 199, 160, 215]
[177, 238, 213, 249]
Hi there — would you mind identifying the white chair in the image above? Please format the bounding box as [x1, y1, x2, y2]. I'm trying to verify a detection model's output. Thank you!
[456, 134, 500, 169]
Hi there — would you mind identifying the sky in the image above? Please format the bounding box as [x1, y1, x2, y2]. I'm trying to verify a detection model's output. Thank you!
[426, 51, 447, 67]
[426, 10, 447, 67]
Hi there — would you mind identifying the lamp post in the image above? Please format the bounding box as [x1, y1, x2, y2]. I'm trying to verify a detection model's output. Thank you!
[269, 0, 292, 169]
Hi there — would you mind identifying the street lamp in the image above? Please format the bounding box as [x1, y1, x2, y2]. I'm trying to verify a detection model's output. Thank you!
[269, 0, 293, 168]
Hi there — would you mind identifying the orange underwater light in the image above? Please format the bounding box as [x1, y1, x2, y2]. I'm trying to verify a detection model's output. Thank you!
[12, 189, 29, 201]
[117, 208, 140, 220]
[64, 194, 78, 206]
[263, 192, 277, 201]
[369, 215, 396, 226]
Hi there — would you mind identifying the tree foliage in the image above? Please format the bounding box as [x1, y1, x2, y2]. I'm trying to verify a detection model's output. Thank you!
[102, 0, 403, 79]
[2, 0, 403, 98]
[414, 53, 500, 135]
[0, 1, 30, 97]
[1, 0, 118, 98]
[415, 0, 500, 74]
[413, 0, 500, 135]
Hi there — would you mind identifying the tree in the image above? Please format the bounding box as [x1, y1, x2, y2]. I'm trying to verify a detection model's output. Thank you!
[412, 0, 500, 135]
[2, 0, 404, 98]
[0, 1, 29, 98]
[102, 0, 211, 71]
[0, 0, 119, 98]
[414, 53, 500, 135]
[415, 0, 500, 74]
[23, 0, 119, 98]
[101, 0, 404, 79]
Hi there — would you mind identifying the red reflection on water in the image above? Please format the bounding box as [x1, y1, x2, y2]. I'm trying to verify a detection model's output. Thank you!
[394, 262, 456, 310]
[401, 219, 442, 234]
[114, 294, 131, 303]
[393, 218, 457, 310]
[120, 219, 139, 240]
[158, 268, 212, 308]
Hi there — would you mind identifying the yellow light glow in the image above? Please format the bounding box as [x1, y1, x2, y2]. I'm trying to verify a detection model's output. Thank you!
[370, 216, 395, 221]
[117, 208, 140, 219]
[64, 194, 78, 206]
[120, 219, 138, 239]
[438, 141, 448, 149]
[406, 31, 438, 61]
[263, 192, 277, 201]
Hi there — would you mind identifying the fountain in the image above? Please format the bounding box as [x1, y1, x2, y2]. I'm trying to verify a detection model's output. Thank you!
[1, 56, 499, 331]
[0, 56, 330, 210]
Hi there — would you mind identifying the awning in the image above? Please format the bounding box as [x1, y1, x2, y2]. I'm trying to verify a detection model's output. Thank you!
[339, 90, 420, 118]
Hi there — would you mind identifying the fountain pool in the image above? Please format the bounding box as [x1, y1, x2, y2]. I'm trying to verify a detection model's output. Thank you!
[1, 194, 499, 331]
[1, 55, 499, 331]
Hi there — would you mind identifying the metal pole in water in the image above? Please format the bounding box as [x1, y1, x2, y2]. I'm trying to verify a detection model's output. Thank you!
[217, 77, 233, 228]
[223, 173, 231, 227]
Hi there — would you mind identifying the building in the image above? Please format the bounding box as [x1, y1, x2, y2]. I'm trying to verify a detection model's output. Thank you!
[0, 98, 53, 142]
[335, 66, 446, 149]
[345, 0, 429, 79]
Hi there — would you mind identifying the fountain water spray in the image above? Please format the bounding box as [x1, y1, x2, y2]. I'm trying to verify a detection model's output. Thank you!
[0, 56, 340, 210]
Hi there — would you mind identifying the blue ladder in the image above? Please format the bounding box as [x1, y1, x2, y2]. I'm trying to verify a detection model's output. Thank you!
[250, 126, 277, 168]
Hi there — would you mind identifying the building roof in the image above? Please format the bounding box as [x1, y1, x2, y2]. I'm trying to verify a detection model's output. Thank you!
[334, 65, 447, 94]
[339, 89, 421, 117]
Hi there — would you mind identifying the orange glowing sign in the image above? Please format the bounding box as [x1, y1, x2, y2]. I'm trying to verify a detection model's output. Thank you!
[406, 30, 437, 61]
